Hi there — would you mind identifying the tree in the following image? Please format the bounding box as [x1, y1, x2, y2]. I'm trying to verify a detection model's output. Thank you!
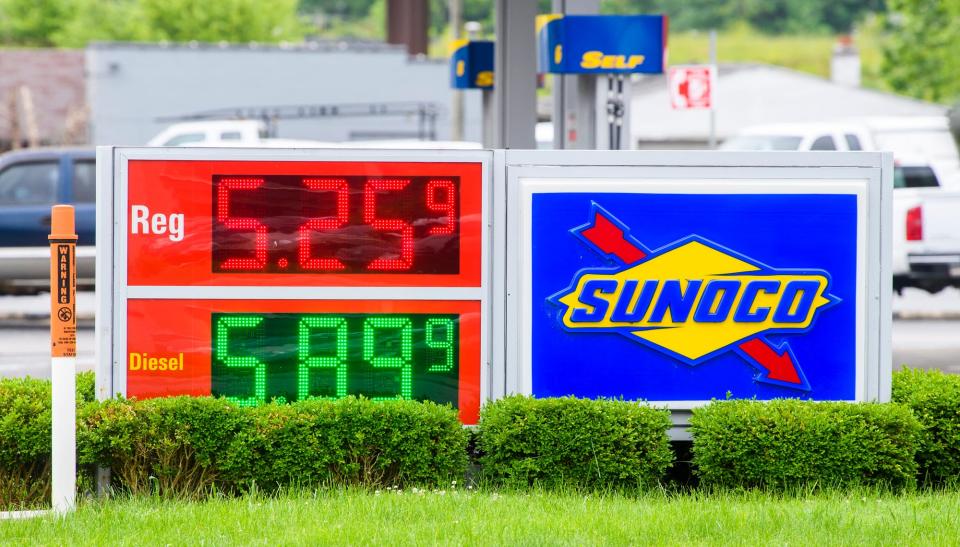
[0, 0, 69, 46]
[49, 0, 307, 47]
[882, 0, 960, 103]
[601, 0, 885, 34]
[52, 0, 150, 47]
[139, 0, 307, 43]
[298, 0, 378, 18]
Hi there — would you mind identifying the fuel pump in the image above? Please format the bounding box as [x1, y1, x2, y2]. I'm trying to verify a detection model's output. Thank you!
[537, 14, 667, 150]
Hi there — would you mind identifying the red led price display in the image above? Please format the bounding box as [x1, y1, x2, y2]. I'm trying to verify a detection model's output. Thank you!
[212, 175, 460, 274]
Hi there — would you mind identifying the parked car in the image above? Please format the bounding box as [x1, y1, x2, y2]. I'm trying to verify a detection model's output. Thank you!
[146, 120, 269, 146]
[721, 117, 960, 187]
[720, 122, 870, 152]
[147, 120, 337, 148]
[891, 159, 960, 293]
[0, 148, 95, 294]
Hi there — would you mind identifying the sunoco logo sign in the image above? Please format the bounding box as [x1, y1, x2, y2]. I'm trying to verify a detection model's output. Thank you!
[549, 203, 839, 391]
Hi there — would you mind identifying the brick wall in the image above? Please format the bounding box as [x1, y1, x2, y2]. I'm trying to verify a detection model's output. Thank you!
[0, 49, 86, 146]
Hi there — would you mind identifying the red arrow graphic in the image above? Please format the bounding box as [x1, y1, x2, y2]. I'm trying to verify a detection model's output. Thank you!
[578, 212, 647, 264]
[575, 207, 807, 389]
[737, 338, 801, 384]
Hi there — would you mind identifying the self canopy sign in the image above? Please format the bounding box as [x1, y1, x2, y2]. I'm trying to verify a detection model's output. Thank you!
[450, 39, 494, 90]
[97, 148, 491, 424]
[503, 151, 891, 414]
[536, 14, 668, 74]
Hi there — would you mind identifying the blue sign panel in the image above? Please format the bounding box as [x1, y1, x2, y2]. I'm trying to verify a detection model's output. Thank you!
[450, 40, 494, 89]
[531, 192, 858, 402]
[537, 14, 667, 74]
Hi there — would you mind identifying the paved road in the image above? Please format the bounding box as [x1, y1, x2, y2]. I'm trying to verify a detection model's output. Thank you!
[0, 327, 96, 378]
[892, 320, 960, 374]
[1, 290, 959, 379]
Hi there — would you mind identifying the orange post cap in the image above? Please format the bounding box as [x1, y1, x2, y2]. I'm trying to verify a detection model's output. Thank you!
[49, 205, 77, 240]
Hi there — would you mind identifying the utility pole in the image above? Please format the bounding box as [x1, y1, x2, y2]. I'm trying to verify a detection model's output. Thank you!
[551, 0, 600, 150]
[386, 0, 429, 56]
[708, 29, 717, 149]
[450, 0, 464, 141]
[493, 0, 537, 148]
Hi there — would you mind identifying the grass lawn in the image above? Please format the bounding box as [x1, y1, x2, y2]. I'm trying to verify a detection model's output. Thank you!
[2, 488, 959, 545]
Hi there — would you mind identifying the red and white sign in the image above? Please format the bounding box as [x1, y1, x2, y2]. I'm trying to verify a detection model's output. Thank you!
[668, 65, 716, 109]
[100, 149, 491, 425]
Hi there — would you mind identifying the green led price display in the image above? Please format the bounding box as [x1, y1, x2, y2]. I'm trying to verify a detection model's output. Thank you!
[211, 313, 459, 406]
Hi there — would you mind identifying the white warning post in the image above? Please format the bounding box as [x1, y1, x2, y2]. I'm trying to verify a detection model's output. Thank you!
[49, 204, 77, 514]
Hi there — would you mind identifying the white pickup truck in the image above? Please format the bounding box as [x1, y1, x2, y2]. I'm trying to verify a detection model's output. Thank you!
[146, 120, 336, 148]
[146, 120, 482, 149]
[892, 162, 960, 293]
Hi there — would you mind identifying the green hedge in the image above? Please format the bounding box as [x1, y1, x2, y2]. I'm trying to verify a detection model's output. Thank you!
[689, 399, 921, 490]
[2, 374, 466, 504]
[76, 370, 96, 403]
[79, 396, 468, 497]
[893, 368, 960, 485]
[216, 398, 468, 490]
[78, 396, 250, 497]
[5, 370, 958, 506]
[0, 372, 95, 508]
[478, 396, 673, 490]
[0, 377, 53, 507]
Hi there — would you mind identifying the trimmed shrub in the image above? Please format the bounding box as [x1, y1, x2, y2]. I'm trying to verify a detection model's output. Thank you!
[79, 396, 467, 496]
[893, 368, 960, 484]
[690, 399, 921, 490]
[478, 396, 673, 490]
[0, 377, 53, 507]
[76, 371, 96, 403]
[0, 373, 97, 508]
[220, 397, 468, 490]
[79, 396, 251, 497]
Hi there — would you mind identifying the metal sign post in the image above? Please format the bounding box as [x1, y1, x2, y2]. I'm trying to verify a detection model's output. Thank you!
[493, 0, 537, 149]
[550, 0, 600, 150]
[709, 30, 718, 149]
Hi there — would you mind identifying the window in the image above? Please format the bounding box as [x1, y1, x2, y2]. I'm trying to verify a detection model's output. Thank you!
[844, 134, 863, 151]
[219, 131, 242, 141]
[894, 166, 940, 188]
[810, 135, 837, 151]
[0, 161, 58, 206]
[162, 133, 206, 146]
[73, 160, 96, 202]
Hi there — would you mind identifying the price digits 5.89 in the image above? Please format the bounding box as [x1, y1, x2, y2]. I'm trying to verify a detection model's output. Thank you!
[211, 313, 460, 406]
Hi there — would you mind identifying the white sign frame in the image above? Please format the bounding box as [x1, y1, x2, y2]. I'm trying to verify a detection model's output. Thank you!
[501, 150, 892, 430]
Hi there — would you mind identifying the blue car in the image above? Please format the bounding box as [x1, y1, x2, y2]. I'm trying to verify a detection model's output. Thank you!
[0, 147, 96, 293]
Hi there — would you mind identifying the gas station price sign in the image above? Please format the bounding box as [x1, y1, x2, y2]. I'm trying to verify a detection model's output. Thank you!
[100, 149, 490, 424]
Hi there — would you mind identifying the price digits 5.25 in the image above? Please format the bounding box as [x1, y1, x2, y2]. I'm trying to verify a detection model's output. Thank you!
[212, 175, 459, 274]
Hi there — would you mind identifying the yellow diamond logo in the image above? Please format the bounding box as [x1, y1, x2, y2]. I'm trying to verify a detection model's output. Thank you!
[554, 238, 833, 361]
